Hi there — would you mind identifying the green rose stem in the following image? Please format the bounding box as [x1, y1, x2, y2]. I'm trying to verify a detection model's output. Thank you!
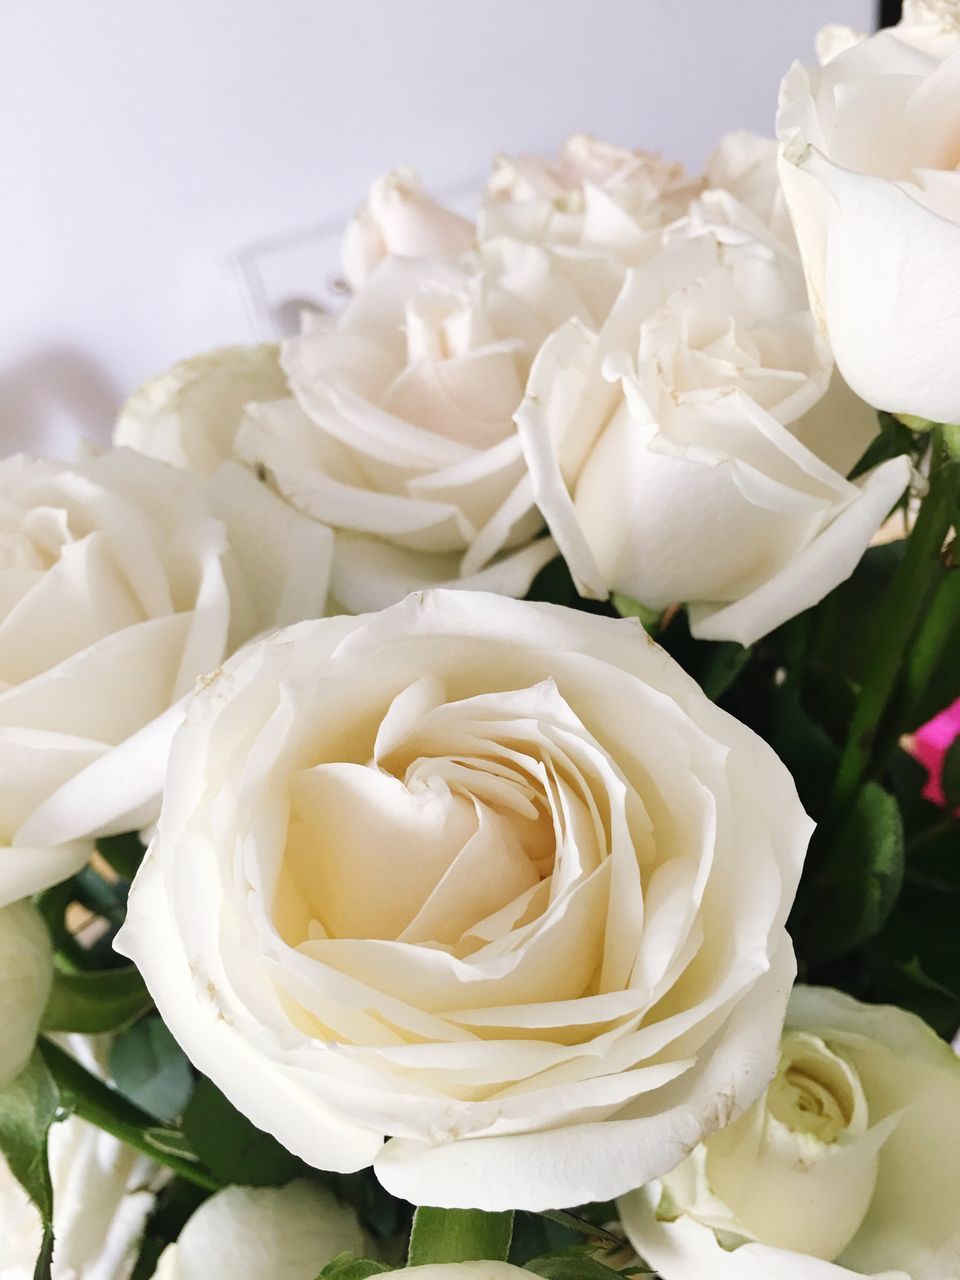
[830, 427, 955, 816]
[38, 1038, 219, 1192]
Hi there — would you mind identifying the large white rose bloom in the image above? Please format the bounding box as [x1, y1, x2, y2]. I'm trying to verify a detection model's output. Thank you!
[619, 986, 960, 1280]
[234, 251, 580, 611]
[777, 0, 960, 422]
[1, 1114, 160, 1280]
[116, 589, 810, 1211]
[0, 448, 331, 904]
[0, 901, 52, 1088]
[342, 166, 474, 291]
[516, 230, 910, 646]
[150, 1182, 365, 1280]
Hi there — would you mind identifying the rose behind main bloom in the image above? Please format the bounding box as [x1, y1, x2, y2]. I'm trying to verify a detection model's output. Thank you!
[777, 0, 960, 422]
[116, 589, 811, 1211]
[0, 448, 332, 905]
[618, 986, 960, 1280]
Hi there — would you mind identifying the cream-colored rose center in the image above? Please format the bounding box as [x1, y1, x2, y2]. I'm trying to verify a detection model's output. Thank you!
[767, 1051, 856, 1143]
[275, 675, 629, 964]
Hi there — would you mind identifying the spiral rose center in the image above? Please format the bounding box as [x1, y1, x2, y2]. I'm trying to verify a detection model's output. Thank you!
[280, 676, 631, 952]
[766, 1037, 859, 1143]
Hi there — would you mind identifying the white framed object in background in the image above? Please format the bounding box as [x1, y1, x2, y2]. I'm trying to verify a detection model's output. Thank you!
[1, 0, 875, 457]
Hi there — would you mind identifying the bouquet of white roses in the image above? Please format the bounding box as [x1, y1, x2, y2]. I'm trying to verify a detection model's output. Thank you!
[2, 4, 959, 1278]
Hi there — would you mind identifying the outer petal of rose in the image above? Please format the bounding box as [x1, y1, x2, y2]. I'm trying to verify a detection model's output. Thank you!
[787, 987, 960, 1280]
[0, 842, 92, 908]
[688, 453, 910, 645]
[207, 462, 333, 637]
[115, 843, 385, 1175]
[514, 319, 614, 600]
[237, 415, 473, 553]
[779, 135, 960, 420]
[16, 701, 187, 846]
[114, 344, 286, 475]
[372, 939, 795, 1211]
[331, 533, 558, 612]
[0, 900, 53, 1087]
[617, 1183, 907, 1280]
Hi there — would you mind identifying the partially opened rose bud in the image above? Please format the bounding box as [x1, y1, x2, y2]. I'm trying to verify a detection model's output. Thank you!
[516, 230, 910, 646]
[342, 167, 474, 291]
[619, 986, 960, 1279]
[777, 3, 960, 421]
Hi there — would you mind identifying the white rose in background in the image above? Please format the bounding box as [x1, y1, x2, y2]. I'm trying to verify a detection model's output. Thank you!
[342, 166, 474, 291]
[479, 133, 701, 320]
[700, 132, 798, 256]
[777, 6, 960, 422]
[0, 448, 331, 903]
[114, 345, 287, 476]
[151, 1182, 365, 1280]
[517, 232, 911, 646]
[1, 1112, 160, 1280]
[481, 132, 698, 255]
[818, 0, 960, 64]
[236, 252, 579, 612]
[619, 987, 960, 1280]
[0, 901, 52, 1088]
[117, 590, 810, 1211]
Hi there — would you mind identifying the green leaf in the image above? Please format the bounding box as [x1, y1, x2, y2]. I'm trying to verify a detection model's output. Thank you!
[849, 411, 915, 481]
[109, 1017, 194, 1123]
[806, 781, 905, 963]
[182, 1078, 301, 1187]
[0, 1050, 59, 1221]
[941, 735, 960, 811]
[38, 1038, 217, 1192]
[316, 1254, 393, 1279]
[42, 967, 152, 1034]
[524, 1250, 647, 1278]
[408, 1207, 514, 1266]
[697, 641, 751, 701]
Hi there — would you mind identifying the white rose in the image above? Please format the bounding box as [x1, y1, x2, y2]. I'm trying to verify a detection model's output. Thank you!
[516, 231, 911, 646]
[1, 1112, 160, 1280]
[235, 252, 573, 612]
[618, 986, 960, 1280]
[0, 448, 332, 902]
[116, 589, 810, 1211]
[481, 132, 698, 256]
[114, 345, 288, 476]
[0, 901, 52, 1088]
[701, 132, 798, 256]
[342, 166, 474, 291]
[777, 6, 960, 422]
[151, 1182, 365, 1280]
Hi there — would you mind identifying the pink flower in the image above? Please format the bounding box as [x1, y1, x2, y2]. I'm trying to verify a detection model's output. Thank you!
[912, 698, 960, 810]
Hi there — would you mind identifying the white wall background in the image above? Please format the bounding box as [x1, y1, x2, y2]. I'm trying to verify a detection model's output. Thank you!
[1, 0, 874, 457]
